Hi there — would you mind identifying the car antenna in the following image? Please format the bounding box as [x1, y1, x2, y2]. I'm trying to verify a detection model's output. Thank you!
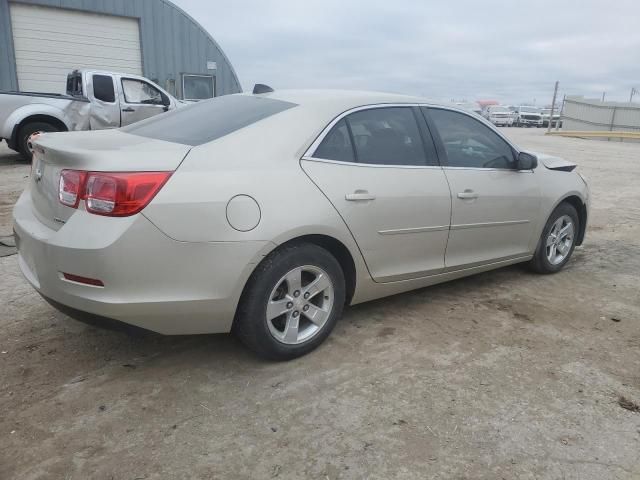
[253, 84, 274, 94]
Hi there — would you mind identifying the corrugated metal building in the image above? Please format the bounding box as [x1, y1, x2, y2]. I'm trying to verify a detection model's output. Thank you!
[0, 0, 242, 99]
[563, 96, 640, 133]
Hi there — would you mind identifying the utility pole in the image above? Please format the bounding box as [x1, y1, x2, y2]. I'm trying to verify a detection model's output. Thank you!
[555, 94, 566, 132]
[547, 81, 559, 133]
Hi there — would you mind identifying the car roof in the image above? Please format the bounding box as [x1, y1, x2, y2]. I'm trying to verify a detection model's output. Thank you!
[247, 89, 443, 112]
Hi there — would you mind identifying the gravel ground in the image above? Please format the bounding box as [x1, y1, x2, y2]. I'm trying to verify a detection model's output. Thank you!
[1, 129, 639, 480]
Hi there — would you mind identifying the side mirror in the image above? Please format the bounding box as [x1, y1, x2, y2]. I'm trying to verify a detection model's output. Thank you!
[517, 152, 538, 170]
[161, 93, 171, 110]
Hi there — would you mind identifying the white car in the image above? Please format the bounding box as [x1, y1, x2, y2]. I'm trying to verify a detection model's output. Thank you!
[13, 88, 589, 359]
[485, 105, 514, 127]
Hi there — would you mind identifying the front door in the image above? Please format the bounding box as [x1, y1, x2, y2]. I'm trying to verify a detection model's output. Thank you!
[119, 78, 167, 126]
[424, 107, 541, 270]
[302, 106, 452, 282]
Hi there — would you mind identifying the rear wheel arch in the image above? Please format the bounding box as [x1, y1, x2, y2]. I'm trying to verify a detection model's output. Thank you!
[243, 234, 357, 307]
[233, 239, 349, 359]
[12, 115, 69, 149]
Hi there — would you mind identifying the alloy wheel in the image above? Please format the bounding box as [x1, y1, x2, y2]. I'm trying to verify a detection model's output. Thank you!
[266, 265, 335, 345]
[546, 215, 575, 265]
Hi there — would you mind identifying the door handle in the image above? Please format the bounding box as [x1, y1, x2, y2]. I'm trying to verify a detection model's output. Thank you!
[122, 107, 135, 112]
[345, 191, 376, 201]
[457, 190, 479, 200]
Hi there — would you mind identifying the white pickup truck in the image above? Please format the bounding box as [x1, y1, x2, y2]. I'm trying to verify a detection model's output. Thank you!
[0, 69, 182, 160]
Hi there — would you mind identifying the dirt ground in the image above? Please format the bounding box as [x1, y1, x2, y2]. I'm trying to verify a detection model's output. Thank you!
[1, 128, 639, 480]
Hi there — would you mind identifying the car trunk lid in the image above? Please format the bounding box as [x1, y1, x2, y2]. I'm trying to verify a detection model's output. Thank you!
[29, 129, 191, 231]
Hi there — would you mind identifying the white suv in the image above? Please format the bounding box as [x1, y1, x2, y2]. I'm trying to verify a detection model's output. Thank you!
[512, 106, 543, 127]
[484, 105, 514, 127]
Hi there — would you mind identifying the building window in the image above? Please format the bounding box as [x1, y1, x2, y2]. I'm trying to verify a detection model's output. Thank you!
[182, 74, 215, 101]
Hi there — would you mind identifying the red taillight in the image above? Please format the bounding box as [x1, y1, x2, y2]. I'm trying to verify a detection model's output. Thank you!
[59, 170, 87, 208]
[58, 170, 171, 217]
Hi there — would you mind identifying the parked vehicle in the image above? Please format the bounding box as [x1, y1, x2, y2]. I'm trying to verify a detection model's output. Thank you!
[0, 69, 182, 160]
[541, 108, 562, 128]
[512, 106, 543, 127]
[484, 105, 514, 127]
[455, 102, 483, 117]
[13, 89, 589, 360]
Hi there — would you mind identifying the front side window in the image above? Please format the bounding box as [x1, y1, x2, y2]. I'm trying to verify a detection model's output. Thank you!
[426, 108, 516, 169]
[122, 79, 163, 105]
[92, 75, 115, 103]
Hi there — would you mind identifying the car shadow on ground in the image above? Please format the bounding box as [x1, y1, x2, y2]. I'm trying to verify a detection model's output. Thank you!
[0, 146, 26, 166]
[42, 262, 534, 371]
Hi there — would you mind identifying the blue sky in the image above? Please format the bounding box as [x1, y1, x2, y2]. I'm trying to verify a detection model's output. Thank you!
[173, 0, 640, 105]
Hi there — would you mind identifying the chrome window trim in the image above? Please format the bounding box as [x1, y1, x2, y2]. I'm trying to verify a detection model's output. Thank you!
[443, 166, 534, 173]
[300, 156, 443, 170]
[303, 102, 524, 169]
[303, 103, 439, 168]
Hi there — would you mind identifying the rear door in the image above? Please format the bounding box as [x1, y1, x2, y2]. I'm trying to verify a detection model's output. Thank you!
[423, 107, 541, 270]
[301, 106, 452, 283]
[119, 77, 167, 126]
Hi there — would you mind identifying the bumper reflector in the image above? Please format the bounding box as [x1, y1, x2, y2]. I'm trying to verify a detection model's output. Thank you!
[62, 273, 105, 287]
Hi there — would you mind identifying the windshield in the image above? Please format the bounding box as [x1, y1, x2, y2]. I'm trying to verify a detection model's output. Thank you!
[520, 107, 540, 113]
[123, 94, 297, 146]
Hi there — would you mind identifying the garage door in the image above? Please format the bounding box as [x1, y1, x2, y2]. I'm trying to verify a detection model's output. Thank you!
[10, 3, 143, 93]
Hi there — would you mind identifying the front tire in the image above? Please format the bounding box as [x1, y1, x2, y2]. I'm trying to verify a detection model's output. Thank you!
[233, 243, 346, 360]
[17, 121, 60, 162]
[529, 202, 579, 274]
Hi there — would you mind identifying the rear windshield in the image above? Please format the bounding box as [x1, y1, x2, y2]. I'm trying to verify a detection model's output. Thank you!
[122, 94, 297, 146]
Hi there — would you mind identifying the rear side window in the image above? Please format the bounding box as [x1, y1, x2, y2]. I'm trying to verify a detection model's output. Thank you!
[66, 73, 83, 97]
[313, 119, 354, 162]
[346, 108, 428, 166]
[122, 95, 297, 146]
[314, 107, 436, 166]
[92, 75, 115, 103]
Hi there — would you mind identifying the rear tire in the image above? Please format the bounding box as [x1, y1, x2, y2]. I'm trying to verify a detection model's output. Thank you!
[17, 122, 60, 162]
[529, 202, 579, 274]
[233, 243, 346, 360]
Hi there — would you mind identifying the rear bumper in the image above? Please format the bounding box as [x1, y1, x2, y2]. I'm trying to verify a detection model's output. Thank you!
[13, 190, 272, 334]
